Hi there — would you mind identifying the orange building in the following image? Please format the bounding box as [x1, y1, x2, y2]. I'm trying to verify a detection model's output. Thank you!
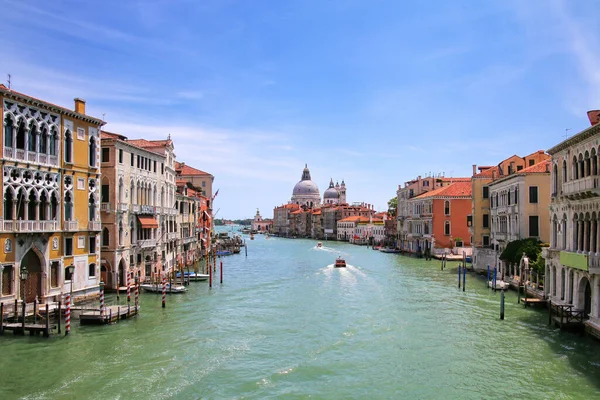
[408, 181, 472, 255]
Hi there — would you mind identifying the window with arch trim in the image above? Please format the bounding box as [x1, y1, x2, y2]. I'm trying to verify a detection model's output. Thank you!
[444, 200, 450, 215]
[64, 130, 73, 163]
[88, 263, 96, 278]
[444, 221, 451, 236]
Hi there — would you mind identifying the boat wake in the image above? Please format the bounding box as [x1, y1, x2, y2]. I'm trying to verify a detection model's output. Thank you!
[313, 245, 345, 255]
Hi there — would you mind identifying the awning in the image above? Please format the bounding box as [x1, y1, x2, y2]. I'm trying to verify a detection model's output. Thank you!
[203, 210, 211, 220]
[137, 215, 158, 228]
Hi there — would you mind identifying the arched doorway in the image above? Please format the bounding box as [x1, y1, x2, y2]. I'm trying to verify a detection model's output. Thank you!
[118, 258, 126, 289]
[578, 277, 592, 318]
[101, 265, 108, 287]
[20, 249, 43, 303]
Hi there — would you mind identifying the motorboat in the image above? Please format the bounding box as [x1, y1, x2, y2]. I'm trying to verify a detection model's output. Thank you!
[334, 257, 346, 268]
[216, 250, 232, 256]
[317, 242, 323, 248]
[250, 234, 255, 240]
[176, 271, 209, 281]
[140, 283, 187, 293]
[380, 248, 401, 254]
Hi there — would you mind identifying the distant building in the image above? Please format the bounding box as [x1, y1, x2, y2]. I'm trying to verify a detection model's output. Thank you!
[291, 164, 321, 208]
[252, 209, 272, 232]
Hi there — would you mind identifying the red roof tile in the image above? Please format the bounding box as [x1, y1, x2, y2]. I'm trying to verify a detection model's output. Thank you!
[517, 159, 550, 174]
[415, 181, 472, 198]
[473, 166, 499, 178]
[176, 162, 212, 176]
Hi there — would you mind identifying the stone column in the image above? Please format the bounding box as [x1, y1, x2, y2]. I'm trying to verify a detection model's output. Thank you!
[11, 200, 17, 220]
[23, 200, 29, 220]
[34, 200, 40, 221]
[579, 220, 584, 252]
[584, 220, 590, 253]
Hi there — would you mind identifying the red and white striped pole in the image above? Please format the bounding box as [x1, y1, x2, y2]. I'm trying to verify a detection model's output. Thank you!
[99, 282, 105, 316]
[161, 274, 166, 308]
[134, 276, 139, 309]
[127, 272, 131, 303]
[65, 292, 71, 336]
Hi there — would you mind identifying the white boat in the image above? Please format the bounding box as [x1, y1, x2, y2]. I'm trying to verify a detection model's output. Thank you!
[176, 272, 209, 282]
[488, 280, 510, 290]
[317, 242, 323, 248]
[140, 283, 187, 293]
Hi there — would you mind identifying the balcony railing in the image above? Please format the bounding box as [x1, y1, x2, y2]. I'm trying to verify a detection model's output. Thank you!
[139, 205, 157, 214]
[0, 220, 59, 232]
[168, 232, 178, 240]
[182, 236, 196, 244]
[563, 176, 600, 198]
[88, 221, 101, 231]
[138, 239, 157, 249]
[101, 203, 111, 212]
[589, 254, 600, 273]
[63, 220, 79, 231]
[118, 203, 129, 212]
[130, 204, 139, 213]
[3, 147, 59, 167]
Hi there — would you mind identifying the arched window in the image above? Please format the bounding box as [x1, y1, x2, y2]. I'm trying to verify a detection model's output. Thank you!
[65, 266, 74, 281]
[3, 189, 14, 219]
[49, 128, 58, 156]
[119, 222, 123, 246]
[16, 118, 26, 150]
[64, 130, 73, 163]
[444, 221, 450, 236]
[592, 148, 598, 176]
[102, 227, 110, 247]
[88, 263, 96, 277]
[50, 192, 58, 220]
[573, 155, 578, 180]
[4, 116, 14, 148]
[562, 216, 567, 249]
[89, 136, 97, 167]
[562, 160, 567, 183]
[444, 201, 450, 215]
[64, 192, 73, 221]
[560, 268, 566, 300]
[27, 121, 37, 152]
[40, 127, 48, 154]
[39, 191, 48, 220]
[89, 194, 96, 220]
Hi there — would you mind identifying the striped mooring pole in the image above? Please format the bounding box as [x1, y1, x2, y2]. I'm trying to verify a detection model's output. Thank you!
[99, 282, 105, 316]
[127, 272, 131, 303]
[65, 292, 71, 336]
[135, 276, 139, 309]
[162, 274, 166, 308]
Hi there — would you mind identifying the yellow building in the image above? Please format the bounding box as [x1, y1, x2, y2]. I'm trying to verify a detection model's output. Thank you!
[470, 151, 550, 271]
[0, 85, 105, 304]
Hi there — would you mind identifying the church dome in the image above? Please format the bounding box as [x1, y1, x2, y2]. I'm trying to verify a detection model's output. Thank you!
[293, 180, 320, 195]
[324, 179, 338, 199]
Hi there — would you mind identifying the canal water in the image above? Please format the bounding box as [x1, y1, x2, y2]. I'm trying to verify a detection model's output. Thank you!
[2, 232, 600, 399]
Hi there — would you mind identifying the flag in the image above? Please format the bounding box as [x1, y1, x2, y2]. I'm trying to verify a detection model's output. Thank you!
[212, 189, 219, 200]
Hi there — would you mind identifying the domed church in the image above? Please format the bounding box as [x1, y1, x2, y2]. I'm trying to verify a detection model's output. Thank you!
[323, 178, 346, 205]
[291, 164, 321, 208]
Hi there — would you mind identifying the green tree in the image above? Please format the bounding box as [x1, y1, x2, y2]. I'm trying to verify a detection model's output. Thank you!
[500, 238, 544, 274]
[388, 197, 397, 215]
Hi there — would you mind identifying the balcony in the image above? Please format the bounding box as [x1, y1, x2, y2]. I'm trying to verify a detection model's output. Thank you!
[138, 239, 157, 249]
[118, 203, 129, 212]
[139, 205, 157, 215]
[0, 220, 58, 232]
[101, 203, 111, 212]
[494, 232, 507, 242]
[130, 204, 139, 213]
[542, 247, 560, 260]
[563, 176, 600, 199]
[88, 221, 101, 231]
[3, 147, 59, 167]
[495, 205, 508, 214]
[589, 254, 600, 274]
[168, 232, 178, 240]
[182, 236, 196, 244]
[63, 220, 79, 231]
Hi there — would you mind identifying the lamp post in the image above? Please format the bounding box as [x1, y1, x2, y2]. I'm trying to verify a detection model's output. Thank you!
[65, 264, 74, 335]
[20, 264, 29, 303]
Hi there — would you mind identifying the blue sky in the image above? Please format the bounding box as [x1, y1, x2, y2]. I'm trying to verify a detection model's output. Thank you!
[2, 0, 600, 219]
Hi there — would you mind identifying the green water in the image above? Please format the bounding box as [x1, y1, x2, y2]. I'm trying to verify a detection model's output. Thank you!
[2, 233, 600, 399]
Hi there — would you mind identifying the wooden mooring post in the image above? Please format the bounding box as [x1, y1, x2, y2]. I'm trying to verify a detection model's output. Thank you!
[0, 302, 4, 335]
[500, 289, 505, 320]
[458, 265, 461, 289]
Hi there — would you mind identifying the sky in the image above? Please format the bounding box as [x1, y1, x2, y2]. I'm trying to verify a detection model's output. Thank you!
[2, 0, 600, 219]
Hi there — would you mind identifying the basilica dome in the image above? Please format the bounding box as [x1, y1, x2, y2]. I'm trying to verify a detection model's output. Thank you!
[293, 180, 320, 195]
[323, 179, 339, 199]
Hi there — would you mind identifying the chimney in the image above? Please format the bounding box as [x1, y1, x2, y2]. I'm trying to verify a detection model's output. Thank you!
[492, 170, 496, 180]
[545, 162, 550, 173]
[587, 110, 600, 126]
[472, 164, 477, 176]
[74, 98, 86, 114]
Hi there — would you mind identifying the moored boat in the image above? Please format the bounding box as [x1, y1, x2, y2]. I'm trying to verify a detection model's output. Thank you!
[380, 248, 401, 253]
[176, 271, 209, 281]
[334, 257, 346, 268]
[488, 280, 510, 290]
[317, 242, 323, 248]
[140, 283, 187, 293]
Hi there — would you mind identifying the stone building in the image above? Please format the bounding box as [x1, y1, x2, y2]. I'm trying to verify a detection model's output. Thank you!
[175, 180, 201, 272]
[545, 110, 600, 336]
[99, 132, 178, 286]
[251, 208, 272, 232]
[488, 159, 551, 275]
[470, 151, 550, 271]
[0, 86, 104, 304]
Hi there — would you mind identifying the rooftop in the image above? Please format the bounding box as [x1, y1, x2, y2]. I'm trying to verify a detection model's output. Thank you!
[414, 181, 472, 199]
